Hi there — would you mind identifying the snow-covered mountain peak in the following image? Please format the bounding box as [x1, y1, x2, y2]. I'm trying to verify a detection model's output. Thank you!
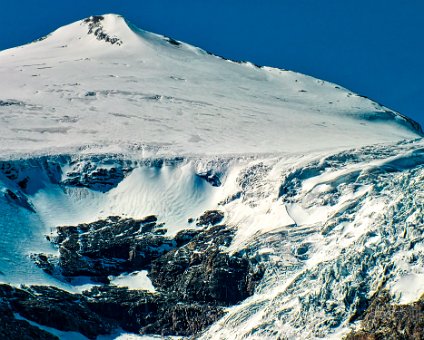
[79, 14, 127, 46]
[0, 14, 421, 158]
[26, 13, 189, 55]
[32, 14, 136, 49]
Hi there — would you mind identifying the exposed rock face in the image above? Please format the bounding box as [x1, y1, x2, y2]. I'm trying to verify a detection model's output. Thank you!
[83, 15, 123, 46]
[0, 158, 63, 193]
[83, 286, 224, 336]
[196, 170, 222, 187]
[0, 157, 133, 196]
[33, 215, 175, 282]
[28, 213, 264, 338]
[0, 99, 25, 107]
[61, 159, 132, 192]
[196, 210, 225, 227]
[0, 297, 58, 340]
[141, 302, 223, 336]
[3, 188, 35, 212]
[0, 284, 111, 339]
[34, 215, 262, 304]
[345, 292, 424, 340]
[150, 225, 264, 305]
[0, 162, 20, 180]
[0, 284, 224, 339]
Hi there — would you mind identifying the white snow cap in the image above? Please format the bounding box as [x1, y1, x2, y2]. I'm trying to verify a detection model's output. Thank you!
[0, 13, 421, 158]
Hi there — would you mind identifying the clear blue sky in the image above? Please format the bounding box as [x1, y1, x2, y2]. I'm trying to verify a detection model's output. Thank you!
[1, 0, 423, 127]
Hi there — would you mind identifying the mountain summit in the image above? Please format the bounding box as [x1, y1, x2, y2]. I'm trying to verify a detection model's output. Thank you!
[0, 14, 421, 157]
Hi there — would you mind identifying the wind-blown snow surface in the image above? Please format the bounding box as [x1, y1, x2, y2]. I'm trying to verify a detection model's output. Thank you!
[0, 14, 421, 157]
[0, 13, 423, 339]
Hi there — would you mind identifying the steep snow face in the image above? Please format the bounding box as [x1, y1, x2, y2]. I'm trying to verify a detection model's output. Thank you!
[0, 14, 421, 158]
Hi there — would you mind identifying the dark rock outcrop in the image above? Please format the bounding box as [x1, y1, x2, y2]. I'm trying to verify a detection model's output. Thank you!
[29, 213, 264, 338]
[140, 302, 224, 336]
[3, 188, 35, 212]
[165, 37, 181, 47]
[83, 15, 123, 46]
[345, 291, 424, 340]
[0, 284, 111, 339]
[0, 283, 223, 339]
[0, 298, 58, 340]
[0, 99, 25, 107]
[83, 286, 224, 336]
[0, 162, 19, 180]
[149, 225, 264, 305]
[34, 216, 175, 282]
[61, 160, 132, 192]
[196, 170, 222, 187]
[196, 210, 225, 227]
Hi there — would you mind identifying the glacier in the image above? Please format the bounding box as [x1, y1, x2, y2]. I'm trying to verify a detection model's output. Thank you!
[0, 13, 422, 339]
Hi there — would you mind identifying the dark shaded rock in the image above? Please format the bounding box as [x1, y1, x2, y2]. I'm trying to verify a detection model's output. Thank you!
[34, 216, 174, 282]
[0, 99, 24, 107]
[18, 176, 29, 189]
[31, 253, 56, 275]
[165, 37, 181, 46]
[197, 170, 222, 187]
[174, 228, 201, 247]
[0, 162, 19, 180]
[149, 225, 264, 305]
[38, 215, 262, 305]
[35, 214, 263, 307]
[153, 228, 167, 235]
[83, 15, 123, 46]
[140, 222, 158, 233]
[345, 291, 424, 340]
[28, 214, 266, 338]
[0, 282, 224, 338]
[0, 299, 58, 340]
[141, 215, 158, 224]
[0, 284, 112, 339]
[4, 188, 35, 212]
[220, 191, 242, 205]
[83, 286, 224, 336]
[62, 161, 132, 192]
[140, 302, 224, 336]
[196, 210, 225, 227]
[84, 15, 104, 24]
[83, 285, 160, 332]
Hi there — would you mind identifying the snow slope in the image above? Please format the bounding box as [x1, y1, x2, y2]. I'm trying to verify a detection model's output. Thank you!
[0, 14, 421, 158]
[0, 14, 423, 339]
